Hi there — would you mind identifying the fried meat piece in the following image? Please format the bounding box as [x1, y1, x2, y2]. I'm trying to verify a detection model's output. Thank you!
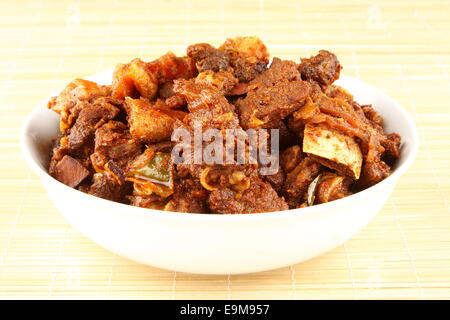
[251, 58, 301, 86]
[164, 179, 209, 213]
[280, 145, 303, 173]
[219, 36, 269, 63]
[47, 79, 112, 134]
[187, 43, 231, 73]
[158, 81, 187, 108]
[314, 173, 352, 204]
[237, 80, 310, 129]
[236, 58, 310, 129]
[187, 36, 269, 82]
[173, 77, 240, 130]
[92, 121, 143, 172]
[145, 52, 197, 84]
[194, 70, 238, 94]
[125, 97, 187, 143]
[220, 36, 269, 83]
[208, 176, 288, 214]
[88, 172, 131, 203]
[298, 50, 342, 89]
[282, 156, 322, 208]
[263, 168, 285, 193]
[381, 132, 401, 164]
[51, 155, 90, 188]
[112, 53, 196, 101]
[66, 99, 120, 156]
[112, 58, 158, 100]
[356, 160, 391, 190]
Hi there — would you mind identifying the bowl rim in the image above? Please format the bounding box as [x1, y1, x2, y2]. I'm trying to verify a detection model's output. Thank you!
[20, 72, 420, 222]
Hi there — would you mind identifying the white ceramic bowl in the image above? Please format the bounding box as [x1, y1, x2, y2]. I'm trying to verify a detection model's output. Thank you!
[21, 71, 419, 275]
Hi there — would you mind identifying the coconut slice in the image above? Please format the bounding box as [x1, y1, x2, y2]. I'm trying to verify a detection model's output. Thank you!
[303, 123, 362, 179]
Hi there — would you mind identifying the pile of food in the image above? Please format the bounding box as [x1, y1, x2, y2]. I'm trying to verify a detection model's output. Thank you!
[47, 36, 401, 214]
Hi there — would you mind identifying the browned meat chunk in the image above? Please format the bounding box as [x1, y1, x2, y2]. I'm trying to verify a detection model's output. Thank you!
[165, 95, 186, 109]
[220, 36, 269, 83]
[164, 179, 209, 213]
[88, 121, 143, 192]
[278, 120, 299, 149]
[229, 82, 250, 96]
[66, 100, 120, 155]
[235, 58, 310, 129]
[287, 96, 320, 137]
[51, 155, 90, 188]
[174, 128, 258, 189]
[48, 79, 111, 115]
[288, 91, 393, 183]
[356, 160, 391, 189]
[112, 58, 158, 100]
[251, 58, 301, 86]
[112, 53, 195, 101]
[280, 145, 303, 173]
[208, 177, 288, 214]
[263, 168, 285, 193]
[315, 173, 352, 204]
[229, 57, 267, 83]
[112, 52, 195, 101]
[382, 132, 401, 164]
[47, 79, 112, 134]
[236, 79, 310, 129]
[92, 121, 143, 170]
[158, 81, 187, 108]
[187, 43, 231, 73]
[298, 50, 342, 89]
[49, 135, 69, 177]
[362, 104, 383, 128]
[282, 157, 322, 208]
[125, 97, 187, 143]
[219, 36, 269, 63]
[306, 90, 399, 187]
[158, 81, 176, 100]
[173, 78, 240, 130]
[187, 36, 269, 83]
[145, 52, 197, 84]
[88, 172, 131, 203]
[194, 70, 238, 94]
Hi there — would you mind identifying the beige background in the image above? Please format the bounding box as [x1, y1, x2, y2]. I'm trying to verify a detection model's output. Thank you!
[1, 0, 449, 299]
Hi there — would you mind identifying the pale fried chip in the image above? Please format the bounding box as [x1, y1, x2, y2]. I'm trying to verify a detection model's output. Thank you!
[303, 123, 362, 179]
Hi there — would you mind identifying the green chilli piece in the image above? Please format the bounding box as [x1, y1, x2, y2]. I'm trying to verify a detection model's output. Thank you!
[134, 152, 171, 183]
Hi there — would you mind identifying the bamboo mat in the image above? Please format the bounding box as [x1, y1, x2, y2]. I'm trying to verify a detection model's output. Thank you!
[1, 0, 450, 299]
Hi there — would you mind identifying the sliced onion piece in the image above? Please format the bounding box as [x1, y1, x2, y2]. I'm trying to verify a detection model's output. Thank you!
[306, 173, 322, 206]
